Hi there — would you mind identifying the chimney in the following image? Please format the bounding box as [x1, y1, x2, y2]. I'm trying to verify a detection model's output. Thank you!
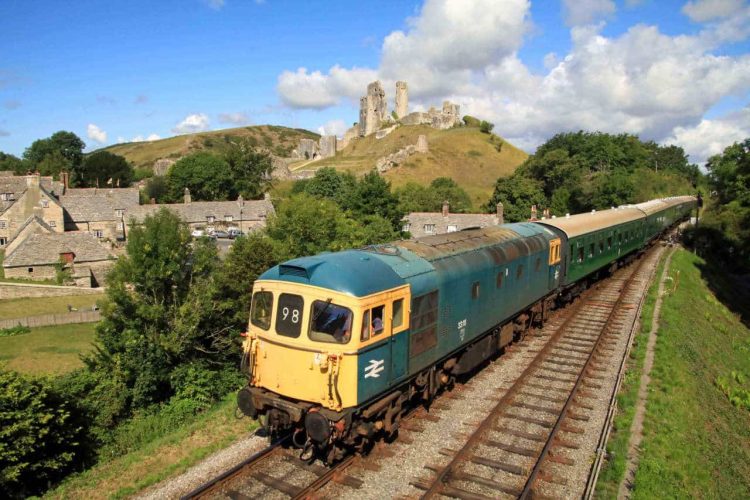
[61, 171, 69, 193]
[543, 208, 550, 219]
[531, 205, 538, 220]
[442, 200, 449, 217]
[26, 173, 40, 188]
[184, 187, 191, 204]
[59, 252, 75, 265]
[496, 202, 504, 224]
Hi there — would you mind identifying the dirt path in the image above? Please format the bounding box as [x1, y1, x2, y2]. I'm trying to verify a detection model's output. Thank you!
[618, 246, 677, 499]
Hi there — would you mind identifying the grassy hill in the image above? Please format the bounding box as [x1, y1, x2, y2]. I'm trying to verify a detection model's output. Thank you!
[301, 124, 527, 207]
[101, 123, 527, 209]
[102, 125, 319, 170]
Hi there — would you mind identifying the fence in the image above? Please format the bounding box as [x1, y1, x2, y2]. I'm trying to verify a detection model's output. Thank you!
[0, 310, 101, 330]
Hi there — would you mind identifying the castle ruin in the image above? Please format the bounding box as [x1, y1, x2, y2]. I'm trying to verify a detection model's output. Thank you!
[395, 81, 408, 119]
[359, 81, 388, 137]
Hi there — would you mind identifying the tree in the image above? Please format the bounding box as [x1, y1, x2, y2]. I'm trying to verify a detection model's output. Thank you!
[75, 151, 133, 187]
[346, 171, 404, 229]
[222, 139, 275, 199]
[23, 131, 85, 173]
[430, 177, 472, 213]
[485, 174, 546, 222]
[479, 120, 495, 134]
[0, 152, 28, 174]
[144, 175, 168, 203]
[36, 151, 70, 178]
[166, 152, 234, 202]
[304, 167, 357, 207]
[88, 209, 225, 412]
[395, 178, 472, 214]
[0, 369, 85, 498]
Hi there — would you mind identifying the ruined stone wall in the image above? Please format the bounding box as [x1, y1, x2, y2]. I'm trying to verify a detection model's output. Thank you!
[318, 135, 337, 159]
[359, 81, 387, 137]
[395, 81, 408, 118]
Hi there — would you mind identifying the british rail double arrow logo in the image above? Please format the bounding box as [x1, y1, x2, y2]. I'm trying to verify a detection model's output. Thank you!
[365, 359, 385, 378]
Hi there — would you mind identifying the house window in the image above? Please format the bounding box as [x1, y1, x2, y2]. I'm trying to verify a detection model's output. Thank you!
[0, 194, 6, 201]
[447, 224, 458, 233]
[402, 223, 411, 232]
[0, 220, 6, 229]
[115, 209, 124, 218]
[0, 238, 6, 246]
[424, 224, 435, 234]
[49, 221, 56, 227]
[41, 200, 49, 208]
[94, 230, 103, 238]
[225, 215, 233, 222]
[28, 267, 33, 273]
[207, 216, 215, 224]
[117, 222, 124, 231]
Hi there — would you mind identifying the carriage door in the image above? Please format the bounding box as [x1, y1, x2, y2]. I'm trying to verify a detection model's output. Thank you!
[548, 238, 562, 288]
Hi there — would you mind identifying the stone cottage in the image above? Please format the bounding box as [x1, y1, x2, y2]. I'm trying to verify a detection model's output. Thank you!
[60, 187, 141, 241]
[402, 201, 504, 238]
[0, 174, 65, 247]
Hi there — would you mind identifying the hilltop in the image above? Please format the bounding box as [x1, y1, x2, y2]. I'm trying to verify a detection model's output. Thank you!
[102, 125, 320, 170]
[299, 124, 527, 207]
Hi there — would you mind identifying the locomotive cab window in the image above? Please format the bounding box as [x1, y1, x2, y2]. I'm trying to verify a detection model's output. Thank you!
[309, 300, 353, 344]
[392, 299, 404, 329]
[276, 293, 304, 338]
[250, 291, 273, 331]
[361, 309, 371, 341]
[371, 305, 385, 336]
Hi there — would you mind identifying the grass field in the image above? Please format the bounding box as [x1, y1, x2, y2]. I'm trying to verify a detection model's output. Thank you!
[0, 294, 102, 320]
[0, 322, 96, 374]
[622, 249, 750, 498]
[595, 250, 668, 497]
[46, 395, 258, 499]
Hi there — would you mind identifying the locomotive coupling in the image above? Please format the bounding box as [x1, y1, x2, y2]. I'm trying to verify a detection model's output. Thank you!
[304, 409, 331, 443]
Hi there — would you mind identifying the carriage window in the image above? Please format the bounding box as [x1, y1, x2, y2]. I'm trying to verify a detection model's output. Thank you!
[589, 243, 595, 257]
[392, 299, 404, 329]
[496, 271, 503, 288]
[578, 247, 584, 263]
[607, 237, 612, 249]
[250, 291, 273, 330]
[472, 282, 480, 299]
[361, 309, 371, 341]
[599, 241, 604, 253]
[517, 265, 524, 279]
[309, 300, 353, 344]
[276, 293, 304, 338]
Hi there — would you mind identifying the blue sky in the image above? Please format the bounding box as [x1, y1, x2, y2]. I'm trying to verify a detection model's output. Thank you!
[1, 0, 749, 163]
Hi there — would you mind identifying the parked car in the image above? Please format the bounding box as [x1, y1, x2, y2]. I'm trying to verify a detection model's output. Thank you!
[191, 229, 205, 238]
[228, 228, 245, 239]
[212, 230, 230, 239]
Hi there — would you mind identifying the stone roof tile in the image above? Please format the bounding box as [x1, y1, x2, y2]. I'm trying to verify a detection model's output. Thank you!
[4, 232, 115, 267]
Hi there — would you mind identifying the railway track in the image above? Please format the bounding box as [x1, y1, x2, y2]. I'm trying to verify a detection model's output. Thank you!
[412, 247, 658, 499]
[182, 247, 660, 500]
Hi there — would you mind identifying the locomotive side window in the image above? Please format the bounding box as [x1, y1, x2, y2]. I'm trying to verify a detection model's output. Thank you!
[371, 305, 385, 336]
[276, 293, 304, 338]
[309, 300, 353, 344]
[250, 291, 273, 330]
[472, 281, 480, 299]
[361, 309, 371, 341]
[392, 299, 404, 329]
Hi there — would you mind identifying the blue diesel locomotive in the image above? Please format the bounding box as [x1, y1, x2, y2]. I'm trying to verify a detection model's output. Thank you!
[237, 196, 696, 461]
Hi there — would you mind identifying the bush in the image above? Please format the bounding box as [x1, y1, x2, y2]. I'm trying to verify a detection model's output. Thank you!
[0, 370, 85, 498]
[463, 115, 480, 127]
[479, 120, 495, 134]
[0, 324, 30, 338]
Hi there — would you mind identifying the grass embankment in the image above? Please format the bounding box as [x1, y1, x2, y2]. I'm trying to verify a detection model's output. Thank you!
[311, 125, 527, 207]
[595, 249, 668, 497]
[0, 294, 102, 320]
[46, 395, 258, 499]
[0, 323, 96, 374]
[599, 249, 750, 498]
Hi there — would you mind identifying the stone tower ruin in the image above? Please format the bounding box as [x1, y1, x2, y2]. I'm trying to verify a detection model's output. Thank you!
[395, 81, 408, 119]
[359, 81, 387, 137]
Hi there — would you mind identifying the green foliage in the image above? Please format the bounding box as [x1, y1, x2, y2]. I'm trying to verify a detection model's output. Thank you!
[23, 131, 85, 176]
[144, 175, 168, 203]
[267, 193, 398, 258]
[479, 120, 494, 134]
[487, 131, 702, 219]
[0, 152, 28, 174]
[0, 324, 30, 337]
[75, 151, 133, 188]
[684, 138, 750, 271]
[132, 167, 152, 182]
[346, 170, 404, 229]
[395, 177, 472, 214]
[303, 167, 358, 207]
[485, 174, 547, 222]
[463, 115, 480, 127]
[221, 138, 275, 199]
[166, 152, 234, 202]
[0, 369, 85, 498]
[716, 372, 750, 411]
[54, 260, 73, 285]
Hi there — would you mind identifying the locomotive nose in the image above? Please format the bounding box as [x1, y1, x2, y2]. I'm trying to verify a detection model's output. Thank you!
[304, 411, 331, 443]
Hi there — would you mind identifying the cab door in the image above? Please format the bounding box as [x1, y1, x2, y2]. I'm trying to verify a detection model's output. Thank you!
[389, 295, 409, 383]
[548, 238, 562, 289]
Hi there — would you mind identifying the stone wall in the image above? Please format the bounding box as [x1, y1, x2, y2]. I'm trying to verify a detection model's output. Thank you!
[318, 135, 337, 159]
[376, 135, 429, 173]
[153, 158, 175, 176]
[0, 310, 101, 330]
[0, 282, 105, 300]
[359, 81, 388, 137]
[395, 81, 408, 118]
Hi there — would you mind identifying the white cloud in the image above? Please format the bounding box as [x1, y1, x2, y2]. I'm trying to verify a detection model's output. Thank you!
[218, 112, 249, 125]
[562, 0, 616, 26]
[663, 106, 750, 163]
[317, 119, 348, 137]
[275, 0, 750, 163]
[682, 0, 745, 22]
[117, 136, 126, 144]
[172, 113, 210, 134]
[131, 133, 161, 143]
[87, 123, 107, 143]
